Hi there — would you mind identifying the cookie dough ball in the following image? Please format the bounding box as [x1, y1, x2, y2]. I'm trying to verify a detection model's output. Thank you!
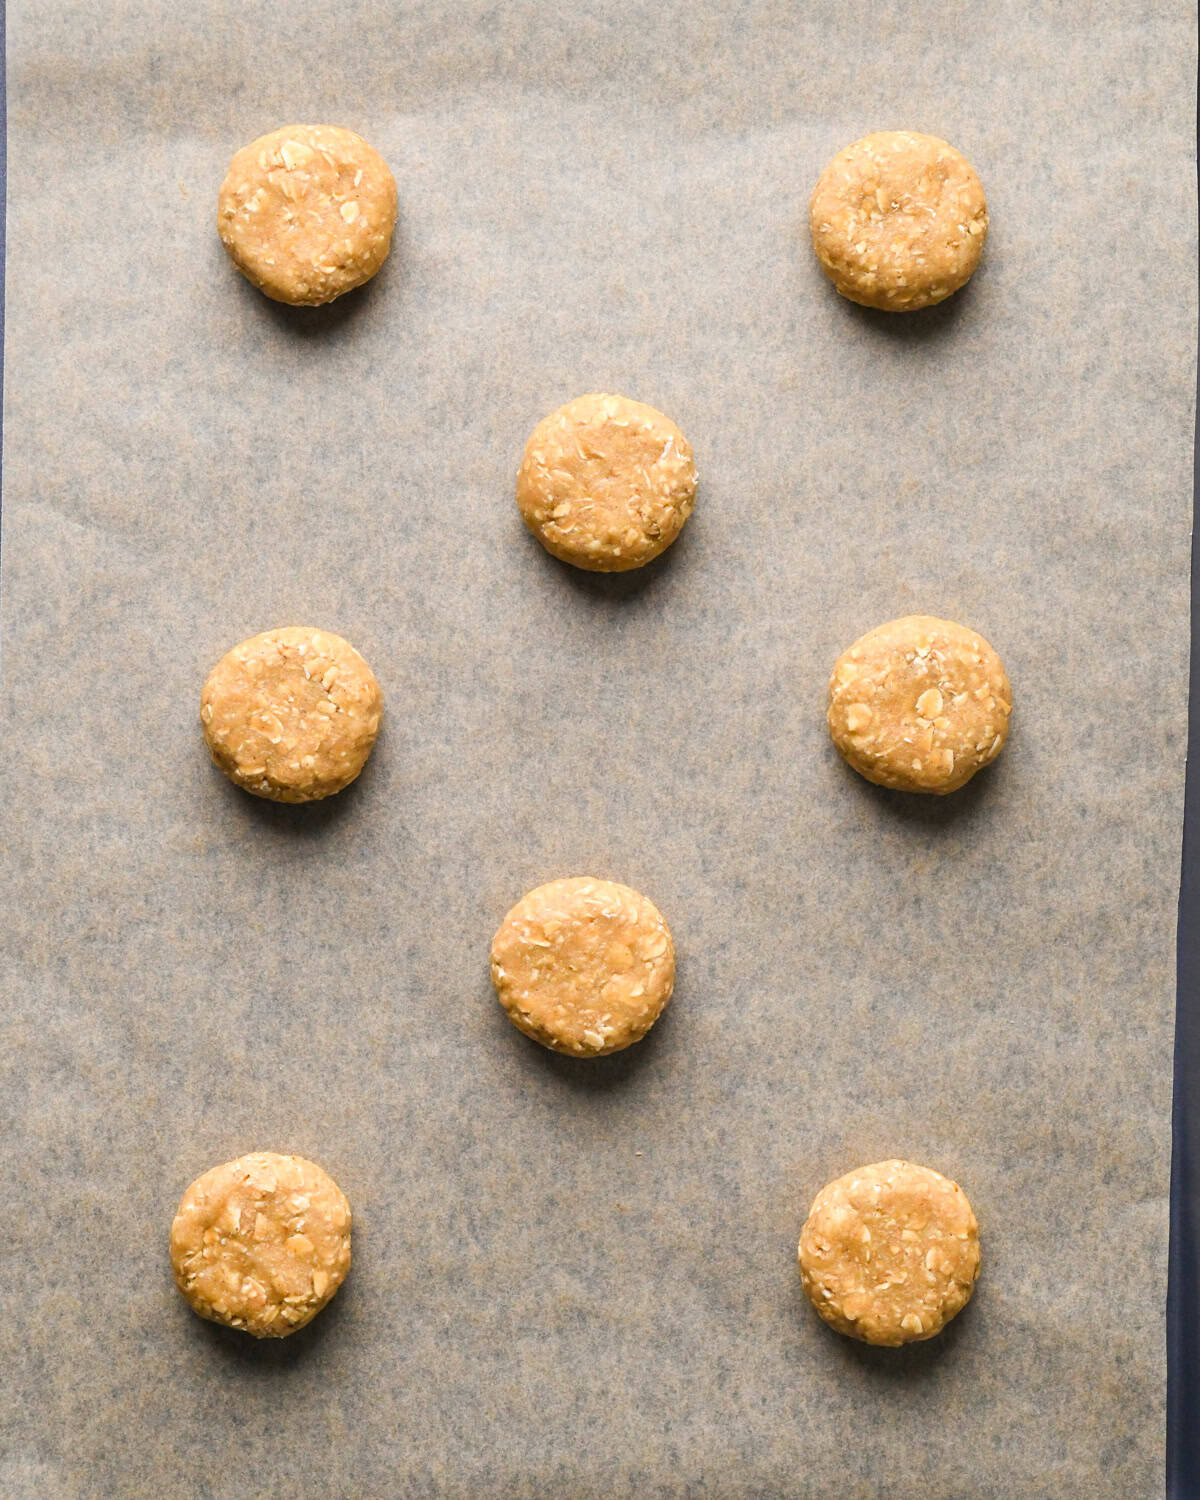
[810, 132, 987, 311]
[201, 626, 382, 803]
[170, 1152, 351, 1338]
[798, 1160, 980, 1346]
[828, 615, 1011, 794]
[516, 394, 697, 572]
[218, 124, 398, 305]
[491, 877, 675, 1055]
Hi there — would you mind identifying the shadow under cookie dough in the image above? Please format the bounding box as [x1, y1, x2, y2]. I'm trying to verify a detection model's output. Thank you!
[831, 739, 1008, 829]
[492, 968, 679, 1095]
[189, 1271, 353, 1370]
[521, 514, 695, 610]
[224, 219, 403, 338]
[837, 271, 980, 342]
[821, 1286, 977, 1373]
[209, 735, 381, 837]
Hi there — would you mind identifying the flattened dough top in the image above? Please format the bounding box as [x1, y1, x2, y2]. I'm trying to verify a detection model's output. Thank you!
[828, 614, 1011, 794]
[201, 626, 382, 803]
[811, 131, 987, 311]
[170, 1152, 351, 1338]
[491, 877, 675, 1055]
[516, 394, 696, 572]
[799, 1159, 980, 1346]
[218, 124, 397, 305]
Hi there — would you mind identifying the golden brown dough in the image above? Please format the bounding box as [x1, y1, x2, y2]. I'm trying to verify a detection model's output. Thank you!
[827, 614, 1011, 794]
[491, 877, 675, 1055]
[170, 1152, 351, 1338]
[218, 124, 397, 305]
[201, 626, 382, 803]
[810, 132, 987, 311]
[516, 394, 696, 571]
[798, 1159, 980, 1346]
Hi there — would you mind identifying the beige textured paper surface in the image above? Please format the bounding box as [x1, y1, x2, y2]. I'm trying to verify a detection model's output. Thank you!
[1, 3, 1194, 1496]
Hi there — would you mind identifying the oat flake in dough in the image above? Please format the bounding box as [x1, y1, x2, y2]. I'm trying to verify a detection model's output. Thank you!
[491, 877, 675, 1056]
[810, 131, 987, 312]
[798, 1159, 981, 1346]
[201, 626, 382, 803]
[827, 614, 1011, 794]
[218, 124, 398, 305]
[516, 394, 697, 571]
[170, 1152, 351, 1338]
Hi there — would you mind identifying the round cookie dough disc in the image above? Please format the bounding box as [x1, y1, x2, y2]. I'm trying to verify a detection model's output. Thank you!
[218, 124, 398, 305]
[170, 1152, 351, 1338]
[490, 877, 675, 1055]
[201, 626, 383, 803]
[810, 132, 987, 311]
[516, 393, 697, 572]
[827, 614, 1011, 794]
[798, 1159, 980, 1346]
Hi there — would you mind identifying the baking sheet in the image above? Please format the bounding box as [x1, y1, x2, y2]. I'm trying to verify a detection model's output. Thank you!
[1, 2, 1194, 1496]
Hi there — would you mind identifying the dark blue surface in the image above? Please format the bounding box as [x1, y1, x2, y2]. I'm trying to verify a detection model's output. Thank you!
[1167, 61, 1200, 1490]
[1, 0, 6, 575]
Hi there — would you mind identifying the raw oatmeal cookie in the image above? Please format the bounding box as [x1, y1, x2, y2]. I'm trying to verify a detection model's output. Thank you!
[798, 1159, 980, 1346]
[827, 614, 1011, 794]
[516, 394, 696, 571]
[218, 124, 398, 305]
[201, 626, 382, 803]
[491, 877, 675, 1055]
[170, 1152, 351, 1338]
[810, 132, 987, 311]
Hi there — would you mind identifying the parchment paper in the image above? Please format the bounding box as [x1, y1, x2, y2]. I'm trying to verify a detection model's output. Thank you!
[1, 3, 1194, 1496]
